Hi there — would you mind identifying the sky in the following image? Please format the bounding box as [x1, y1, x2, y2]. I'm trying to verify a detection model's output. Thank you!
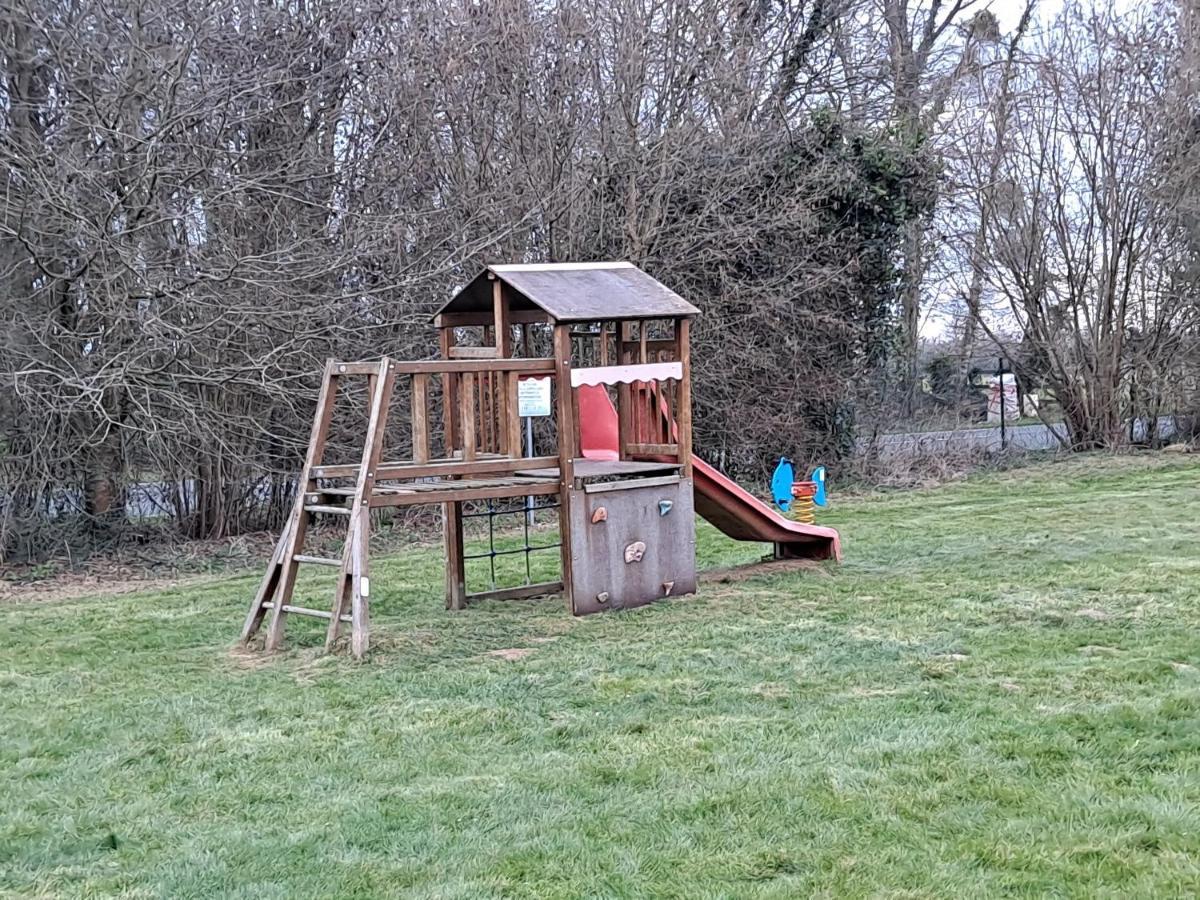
[986, 0, 1139, 31]
[987, 0, 1060, 31]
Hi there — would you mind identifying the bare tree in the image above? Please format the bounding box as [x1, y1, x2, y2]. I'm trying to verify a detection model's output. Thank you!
[977, 2, 1198, 447]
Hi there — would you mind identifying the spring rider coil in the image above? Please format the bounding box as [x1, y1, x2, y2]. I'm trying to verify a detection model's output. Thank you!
[789, 481, 817, 524]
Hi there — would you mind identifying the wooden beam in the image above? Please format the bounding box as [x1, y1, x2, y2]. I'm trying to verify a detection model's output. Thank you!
[506, 371, 522, 459]
[493, 277, 511, 357]
[463, 581, 563, 605]
[617, 321, 634, 460]
[461, 372, 477, 461]
[676, 318, 693, 478]
[553, 324, 576, 607]
[389, 358, 555, 375]
[312, 454, 559, 480]
[448, 345, 501, 359]
[439, 330, 458, 453]
[369, 480, 560, 508]
[444, 501, 466, 610]
[330, 361, 388, 375]
[625, 442, 678, 456]
[582, 474, 680, 494]
[436, 309, 550, 328]
[411, 374, 430, 463]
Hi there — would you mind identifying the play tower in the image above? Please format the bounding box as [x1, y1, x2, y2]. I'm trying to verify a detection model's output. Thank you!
[241, 262, 839, 657]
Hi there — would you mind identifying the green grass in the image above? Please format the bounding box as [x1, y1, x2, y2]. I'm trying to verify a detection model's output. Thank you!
[4, 453, 1200, 898]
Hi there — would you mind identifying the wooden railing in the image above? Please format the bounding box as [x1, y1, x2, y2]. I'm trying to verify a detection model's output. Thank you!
[311, 358, 560, 481]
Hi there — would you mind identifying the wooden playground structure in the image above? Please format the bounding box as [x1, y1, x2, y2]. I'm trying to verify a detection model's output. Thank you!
[241, 262, 839, 657]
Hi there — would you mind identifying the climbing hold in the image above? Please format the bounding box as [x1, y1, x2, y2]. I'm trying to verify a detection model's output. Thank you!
[596, 591, 610, 605]
[662, 580, 675, 596]
[624, 541, 646, 564]
[591, 506, 608, 524]
[658, 499, 673, 517]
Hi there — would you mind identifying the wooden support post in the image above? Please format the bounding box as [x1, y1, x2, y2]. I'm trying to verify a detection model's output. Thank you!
[439, 328, 459, 454]
[492, 276, 510, 356]
[553, 324, 576, 609]
[676, 318, 693, 478]
[507, 371, 522, 460]
[412, 374, 430, 463]
[326, 358, 395, 657]
[617, 320, 633, 460]
[461, 372, 477, 461]
[444, 501, 466, 610]
[240, 515, 292, 642]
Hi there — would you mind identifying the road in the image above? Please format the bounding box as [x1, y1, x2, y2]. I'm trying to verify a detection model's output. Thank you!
[864, 416, 1179, 457]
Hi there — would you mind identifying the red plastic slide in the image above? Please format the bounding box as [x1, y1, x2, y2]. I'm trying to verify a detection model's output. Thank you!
[576, 385, 841, 561]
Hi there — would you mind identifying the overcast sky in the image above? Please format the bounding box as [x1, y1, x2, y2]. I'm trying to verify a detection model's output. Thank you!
[986, 0, 1059, 30]
[984, 0, 1140, 31]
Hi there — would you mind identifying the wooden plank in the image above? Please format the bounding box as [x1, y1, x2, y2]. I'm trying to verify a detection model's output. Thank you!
[461, 372, 476, 461]
[436, 309, 550, 328]
[412, 374, 430, 463]
[240, 516, 292, 642]
[516, 459, 678, 479]
[480, 368, 493, 454]
[330, 358, 394, 656]
[444, 501, 466, 610]
[464, 580, 564, 604]
[448, 345, 501, 359]
[439, 330, 458, 453]
[356, 360, 394, 655]
[553, 323, 576, 603]
[313, 454, 560, 480]
[617, 322, 634, 459]
[262, 603, 353, 623]
[368, 479, 560, 508]
[493, 277, 511, 356]
[583, 474, 680, 494]
[349, 517, 370, 658]
[389, 358, 555, 375]
[626, 442, 678, 456]
[294, 553, 342, 567]
[304, 504, 350, 515]
[676, 318, 693, 478]
[330, 361, 387, 375]
[506, 371, 522, 459]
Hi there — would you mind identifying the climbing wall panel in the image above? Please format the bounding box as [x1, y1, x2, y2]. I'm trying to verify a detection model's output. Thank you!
[568, 476, 697, 615]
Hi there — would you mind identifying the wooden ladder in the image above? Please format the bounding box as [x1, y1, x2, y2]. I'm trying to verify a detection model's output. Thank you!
[241, 358, 396, 658]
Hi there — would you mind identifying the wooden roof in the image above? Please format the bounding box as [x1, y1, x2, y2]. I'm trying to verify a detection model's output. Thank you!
[436, 262, 700, 323]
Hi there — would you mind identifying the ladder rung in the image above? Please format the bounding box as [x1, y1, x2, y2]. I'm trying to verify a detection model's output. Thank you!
[293, 554, 343, 567]
[305, 504, 350, 516]
[263, 602, 352, 623]
[330, 361, 386, 375]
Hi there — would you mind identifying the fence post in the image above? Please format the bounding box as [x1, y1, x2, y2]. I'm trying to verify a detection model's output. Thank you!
[998, 357, 1007, 451]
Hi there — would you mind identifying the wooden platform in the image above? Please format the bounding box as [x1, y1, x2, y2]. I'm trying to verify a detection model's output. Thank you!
[315, 475, 560, 509]
[515, 459, 679, 481]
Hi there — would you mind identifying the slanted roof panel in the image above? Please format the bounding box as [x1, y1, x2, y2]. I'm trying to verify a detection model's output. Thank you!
[435, 262, 700, 323]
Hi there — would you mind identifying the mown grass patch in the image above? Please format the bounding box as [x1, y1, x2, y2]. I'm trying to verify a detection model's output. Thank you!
[3, 453, 1199, 898]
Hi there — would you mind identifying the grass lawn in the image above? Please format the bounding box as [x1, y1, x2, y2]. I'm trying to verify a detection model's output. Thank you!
[3, 453, 1200, 898]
